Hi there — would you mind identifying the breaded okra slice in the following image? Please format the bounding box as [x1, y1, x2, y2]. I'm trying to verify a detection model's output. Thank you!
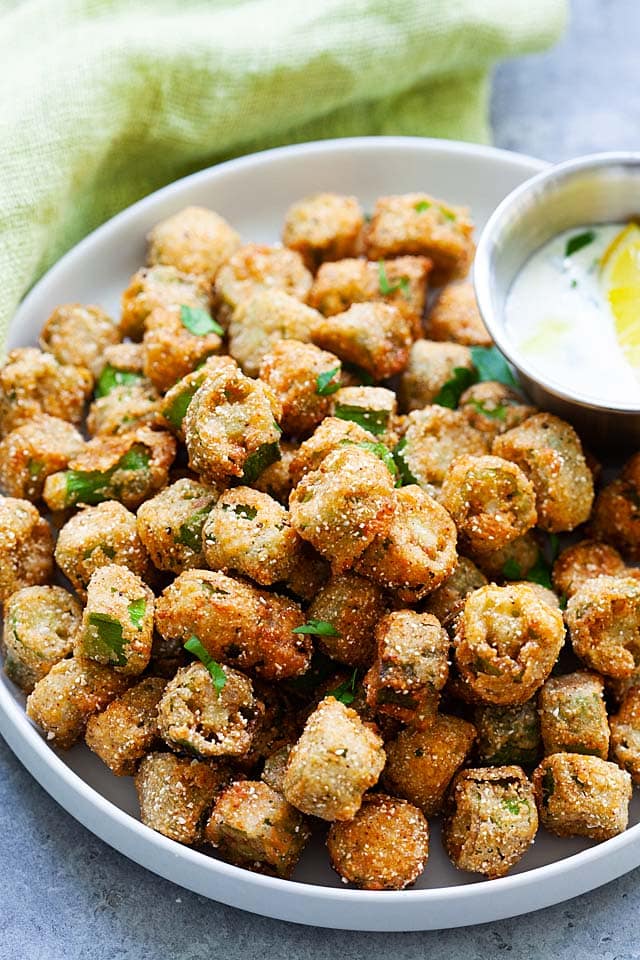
[142, 304, 222, 394]
[330, 385, 397, 439]
[474, 700, 541, 766]
[26, 657, 129, 749]
[228, 290, 322, 377]
[532, 753, 631, 841]
[311, 301, 412, 381]
[154, 570, 310, 680]
[306, 573, 387, 667]
[120, 264, 211, 341]
[135, 752, 230, 845]
[364, 192, 475, 284]
[395, 406, 489, 489]
[471, 531, 540, 583]
[493, 413, 594, 533]
[206, 780, 311, 878]
[214, 243, 313, 326]
[0, 414, 84, 501]
[75, 564, 154, 676]
[426, 282, 491, 346]
[86, 381, 159, 437]
[423, 557, 488, 629]
[610, 687, 640, 783]
[459, 381, 534, 439]
[454, 583, 565, 706]
[84, 676, 166, 776]
[565, 575, 640, 678]
[40, 303, 119, 376]
[383, 713, 476, 816]
[253, 441, 297, 505]
[289, 444, 395, 573]
[0, 497, 53, 602]
[147, 205, 241, 283]
[327, 793, 429, 890]
[282, 192, 365, 270]
[259, 340, 342, 437]
[552, 539, 625, 599]
[363, 611, 449, 724]
[283, 697, 385, 820]
[589, 453, 640, 560]
[0, 347, 92, 437]
[2, 585, 81, 693]
[288, 416, 376, 486]
[443, 766, 538, 879]
[398, 339, 473, 412]
[156, 355, 238, 437]
[136, 478, 218, 574]
[261, 744, 294, 794]
[539, 671, 609, 759]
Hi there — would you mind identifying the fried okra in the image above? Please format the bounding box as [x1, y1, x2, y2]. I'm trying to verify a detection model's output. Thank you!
[0, 414, 84, 501]
[493, 413, 594, 532]
[135, 752, 229, 845]
[311, 302, 412, 381]
[474, 701, 540, 766]
[206, 780, 310, 878]
[228, 290, 322, 377]
[40, 303, 119, 376]
[43, 427, 176, 511]
[538, 672, 609, 759]
[306, 573, 387, 667]
[289, 444, 395, 573]
[253, 440, 296, 503]
[259, 339, 341, 436]
[426, 282, 491, 346]
[155, 570, 310, 680]
[355, 485, 457, 603]
[441, 454, 537, 556]
[0, 497, 53, 602]
[283, 697, 385, 820]
[383, 713, 476, 816]
[533, 753, 631, 841]
[423, 557, 488, 628]
[75, 565, 154, 675]
[98, 342, 145, 379]
[87, 382, 159, 437]
[589, 453, 640, 560]
[142, 304, 222, 394]
[565, 575, 640, 678]
[459, 381, 534, 439]
[26, 657, 129, 749]
[136, 478, 218, 574]
[147, 205, 241, 282]
[0, 347, 92, 437]
[282, 192, 364, 270]
[331, 385, 397, 439]
[443, 766, 537, 879]
[120, 264, 211, 341]
[85, 676, 166, 775]
[183, 362, 281, 485]
[327, 793, 429, 890]
[454, 583, 565, 705]
[288, 416, 376, 485]
[2, 586, 81, 693]
[214, 243, 313, 325]
[610, 687, 640, 783]
[156, 355, 237, 437]
[553, 540, 625, 599]
[261, 744, 293, 793]
[473, 531, 540, 582]
[364, 193, 475, 284]
[399, 339, 473, 412]
[396, 407, 489, 489]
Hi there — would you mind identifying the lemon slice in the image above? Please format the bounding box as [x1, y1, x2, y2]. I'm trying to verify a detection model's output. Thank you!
[600, 222, 640, 370]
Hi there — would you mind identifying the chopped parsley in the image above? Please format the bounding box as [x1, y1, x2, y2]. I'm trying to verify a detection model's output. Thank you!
[292, 619, 341, 638]
[184, 635, 227, 694]
[179, 305, 224, 337]
[87, 612, 127, 666]
[341, 439, 400, 484]
[470, 345, 519, 389]
[316, 366, 342, 397]
[565, 230, 596, 258]
[327, 669, 359, 706]
[434, 366, 476, 409]
[128, 598, 147, 630]
[333, 403, 388, 436]
[378, 260, 410, 298]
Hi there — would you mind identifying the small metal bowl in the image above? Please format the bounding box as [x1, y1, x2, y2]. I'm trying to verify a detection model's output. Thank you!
[474, 152, 640, 450]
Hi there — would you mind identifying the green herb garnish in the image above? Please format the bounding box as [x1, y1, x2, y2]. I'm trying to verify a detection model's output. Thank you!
[184, 635, 227, 694]
[565, 231, 596, 258]
[393, 437, 419, 485]
[434, 366, 476, 409]
[176, 505, 213, 551]
[292, 619, 341, 638]
[414, 200, 431, 213]
[341, 439, 400, 484]
[378, 260, 410, 298]
[128, 598, 147, 630]
[87, 612, 126, 666]
[333, 403, 388, 436]
[242, 441, 281, 484]
[470, 345, 519, 389]
[179, 305, 224, 337]
[468, 398, 508, 421]
[96, 365, 143, 399]
[316, 366, 342, 397]
[327, 669, 358, 706]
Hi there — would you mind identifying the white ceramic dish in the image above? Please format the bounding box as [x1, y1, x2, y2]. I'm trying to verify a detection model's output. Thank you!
[3, 136, 640, 932]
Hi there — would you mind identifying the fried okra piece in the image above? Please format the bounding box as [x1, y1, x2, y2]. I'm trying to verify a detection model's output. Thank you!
[426, 282, 491, 346]
[0, 415, 84, 501]
[147, 205, 241, 283]
[493, 413, 594, 533]
[532, 753, 631, 841]
[259, 339, 341, 436]
[214, 243, 313, 326]
[156, 355, 237, 437]
[26, 657, 129, 749]
[538, 672, 609, 759]
[398, 339, 473, 412]
[610, 687, 640, 783]
[203, 487, 301, 587]
[288, 416, 376, 485]
[355, 485, 457, 603]
[589, 453, 640, 560]
[183, 363, 281, 485]
[396, 407, 489, 489]
[0, 347, 92, 437]
[311, 302, 412, 381]
[84, 676, 166, 775]
[441, 454, 537, 556]
[306, 573, 387, 667]
[474, 701, 540, 766]
[75, 564, 154, 676]
[363, 611, 449, 723]
[98, 342, 146, 379]
[120, 264, 211, 341]
[282, 193, 364, 270]
[565, 575, 640, 679]
[87, 381, 159, 437]
[365, 193, 475, 284]
[459, 381, 534, 439]
[443, 766, 537, 879]
[553, 540, 625, 599]
[454, 583, 565, 706]
[331, 385, 397, 439]
[228, 290, 322, 377]
[472, 531, 540, 582]
[40, 303, 119, 376]
[2, 586, 81, 693]
[142, 304, 222, 394]
[0, 497, 53, 602]
[423, 557, 488, 628]
[289, 444, 395, 573]
[135, 752, 229, 845]
[261, 744, 293, 793]
[283, 697, 385, 820]
[206, 780, 310, 878]
[327, 793, 429, 890]
[254, 441, 296, 504]
[155, 570, 310, 680]
[43, 427, 176, 511]
[383, 713, 476, 815]
[136, 478, 218, 574]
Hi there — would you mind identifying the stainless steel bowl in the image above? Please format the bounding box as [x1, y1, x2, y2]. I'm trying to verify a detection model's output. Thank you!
[474, 152, 640, 450]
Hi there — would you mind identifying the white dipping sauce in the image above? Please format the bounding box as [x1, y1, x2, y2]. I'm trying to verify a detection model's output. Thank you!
[505, 223, 640, 406]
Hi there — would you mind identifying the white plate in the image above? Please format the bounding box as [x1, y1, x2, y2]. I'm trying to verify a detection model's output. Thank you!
[3, 136, 639, 932]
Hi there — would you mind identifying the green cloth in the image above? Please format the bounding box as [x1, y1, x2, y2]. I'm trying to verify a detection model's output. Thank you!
[0, 0, 566, 346]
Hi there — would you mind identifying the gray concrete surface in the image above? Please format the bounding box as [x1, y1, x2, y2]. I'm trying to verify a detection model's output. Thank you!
[3, 1, 640, 957]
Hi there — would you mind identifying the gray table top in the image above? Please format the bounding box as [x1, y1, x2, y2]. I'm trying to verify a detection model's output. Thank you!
[4, 1, 640, 957]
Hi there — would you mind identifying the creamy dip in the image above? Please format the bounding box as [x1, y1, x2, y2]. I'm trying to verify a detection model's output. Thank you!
[505, 223, 640, 406]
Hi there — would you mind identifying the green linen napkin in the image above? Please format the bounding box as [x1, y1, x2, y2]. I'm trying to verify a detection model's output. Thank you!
[0, 0, 566, 348]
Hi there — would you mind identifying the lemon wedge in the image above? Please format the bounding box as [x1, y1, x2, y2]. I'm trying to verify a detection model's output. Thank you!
[600, 222, 640, 370]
